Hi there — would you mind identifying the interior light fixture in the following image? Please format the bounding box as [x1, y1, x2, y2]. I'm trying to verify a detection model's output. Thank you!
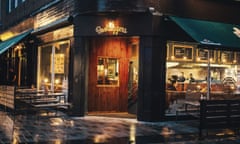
[107, 21, 115, 29]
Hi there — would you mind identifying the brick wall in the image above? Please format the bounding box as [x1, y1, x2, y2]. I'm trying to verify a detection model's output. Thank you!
[2, 0, 53, 30]
[1, 0, 75, 32]
[2, 0, 240, 33]
[35, 0, 74, 29]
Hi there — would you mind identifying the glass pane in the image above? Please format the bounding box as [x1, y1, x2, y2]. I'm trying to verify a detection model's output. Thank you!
[38, 41, 70, 94]
[97, 57, 119, 85]
[39, 45, 52, 91]
[54, 42, 70, 92]
[166, 41, 240, 117]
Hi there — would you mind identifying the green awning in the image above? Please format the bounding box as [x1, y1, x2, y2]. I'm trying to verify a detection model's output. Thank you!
[0, 29, 32, 54]
[169, 16, 240, 48]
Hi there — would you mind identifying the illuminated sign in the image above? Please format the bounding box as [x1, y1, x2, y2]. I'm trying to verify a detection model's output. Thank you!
[233, 27, 240, 38]
[96, 21, 128, 35]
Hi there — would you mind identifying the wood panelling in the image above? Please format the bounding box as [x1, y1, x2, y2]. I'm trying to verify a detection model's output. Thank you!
[36, 25, 73, 43]
[88, 37, 136, 112]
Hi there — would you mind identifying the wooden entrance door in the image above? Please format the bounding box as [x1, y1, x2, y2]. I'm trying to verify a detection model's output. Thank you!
[88, 37, 136, 112]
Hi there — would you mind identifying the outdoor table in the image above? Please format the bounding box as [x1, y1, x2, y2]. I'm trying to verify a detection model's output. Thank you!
[22, 92, 70, 113]
[16, 89, 45, 99]
[27, 92, 66, 104]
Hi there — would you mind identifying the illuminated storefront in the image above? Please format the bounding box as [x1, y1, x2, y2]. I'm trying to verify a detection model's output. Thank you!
[37, 40, 70, 93]
[1, 0, 240, 122]
[164, 16, 240, 117]
[72, 13, 155, 115]
[34, 24, 73, 96]
[0, 0, 163, 121]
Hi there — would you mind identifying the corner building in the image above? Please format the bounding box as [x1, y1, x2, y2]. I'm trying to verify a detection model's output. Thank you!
[0, 0, 240, 122]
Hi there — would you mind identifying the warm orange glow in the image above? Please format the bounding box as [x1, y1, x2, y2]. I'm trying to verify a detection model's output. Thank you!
[197, 85, 201, 90]
[107, 21, 115, 29]
[14, 45, 23, 51]
[95, 20, 127, 35]
[44, 78, 49, 83]
[55, 79, 60, 84]
[129, 124, 136, 143]
[0, 31, 14, 41]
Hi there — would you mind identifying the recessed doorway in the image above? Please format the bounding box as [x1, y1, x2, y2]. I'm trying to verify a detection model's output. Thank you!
[87, 37, 139, 117]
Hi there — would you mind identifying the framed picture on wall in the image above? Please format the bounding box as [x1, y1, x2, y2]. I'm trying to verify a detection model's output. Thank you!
[172, 44, 193, 61]
[196, 48, 216, 63]
[219, 51, 236, 64]
[50, 54, 65, 74]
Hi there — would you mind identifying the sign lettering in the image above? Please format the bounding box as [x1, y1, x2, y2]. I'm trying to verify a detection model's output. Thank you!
[96, 26, 128, 35]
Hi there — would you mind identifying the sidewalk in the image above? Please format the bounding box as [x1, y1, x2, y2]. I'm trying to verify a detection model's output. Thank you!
[0, 110, 240, 143]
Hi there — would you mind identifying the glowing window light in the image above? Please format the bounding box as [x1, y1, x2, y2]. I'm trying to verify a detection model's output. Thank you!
[44, 78, 49, 83]
[55, 79, 60, 84]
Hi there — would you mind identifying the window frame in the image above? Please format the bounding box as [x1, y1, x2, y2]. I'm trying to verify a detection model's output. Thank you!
[97, 57, 120, 87]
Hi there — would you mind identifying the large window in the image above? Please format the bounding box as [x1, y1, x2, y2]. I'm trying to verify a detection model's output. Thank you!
[97, 57, 119, 86]
[38, 41, 70, 93]
[166, 41, 240, 116]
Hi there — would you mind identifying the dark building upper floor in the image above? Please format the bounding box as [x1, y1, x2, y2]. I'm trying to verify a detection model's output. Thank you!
[0, 0, 75, 31]
[0, 0, 147, 32]
[0, 0, 240, 34]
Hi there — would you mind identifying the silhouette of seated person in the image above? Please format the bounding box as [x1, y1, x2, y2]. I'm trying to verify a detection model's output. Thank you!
[167, 75, 177, 91]
[167, 81, 177, 91]
[189, 73, 195, 83]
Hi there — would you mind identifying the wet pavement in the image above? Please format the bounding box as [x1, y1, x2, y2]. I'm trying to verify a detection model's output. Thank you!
[0, 110, 240, 144]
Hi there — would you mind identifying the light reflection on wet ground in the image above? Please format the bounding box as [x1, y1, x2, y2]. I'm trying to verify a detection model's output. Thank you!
[0, 111, 240, 143]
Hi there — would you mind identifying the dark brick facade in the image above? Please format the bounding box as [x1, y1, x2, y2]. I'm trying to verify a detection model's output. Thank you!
[2, 0, 240, 32]
[1, 0, 54, 30]
[35, 0, 74, 28]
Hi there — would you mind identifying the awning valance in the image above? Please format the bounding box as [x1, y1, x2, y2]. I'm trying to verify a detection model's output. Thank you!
[169, 16, 240, 48]
[0, 29, 32, 55]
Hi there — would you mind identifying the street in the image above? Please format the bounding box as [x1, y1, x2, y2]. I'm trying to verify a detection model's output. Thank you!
[0, 111, 240, 144]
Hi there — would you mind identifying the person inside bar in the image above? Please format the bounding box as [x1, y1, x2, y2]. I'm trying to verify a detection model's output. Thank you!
[168, 81, 177, 91]
[177, 72, 185, 82]
[167, 76, 177, 91]
[177, 72, 185, 91]
[189, 73, 195, 83]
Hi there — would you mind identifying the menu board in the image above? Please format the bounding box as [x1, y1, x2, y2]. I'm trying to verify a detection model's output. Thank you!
[220, 51, 235, 63]
[173, 45, 193, 61]
[197, 49, 215, 62]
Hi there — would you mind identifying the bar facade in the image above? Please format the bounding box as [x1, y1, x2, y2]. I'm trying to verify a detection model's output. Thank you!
[0, 0, 240, 122]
